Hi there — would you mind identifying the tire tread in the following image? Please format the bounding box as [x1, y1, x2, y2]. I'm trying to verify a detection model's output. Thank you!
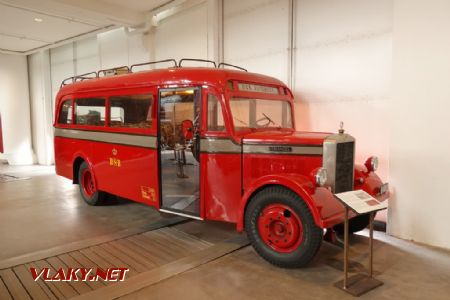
[245, 186, 322, 268]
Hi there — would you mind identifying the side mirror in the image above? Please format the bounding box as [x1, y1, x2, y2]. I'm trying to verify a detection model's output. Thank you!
[181, 119, 194, 140]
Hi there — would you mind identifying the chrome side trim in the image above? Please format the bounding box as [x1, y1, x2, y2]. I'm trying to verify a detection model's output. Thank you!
[54, 128, 157, 148]
[243, 144, 323, 156]
[159, 209, 203, 220]
[200, 138, 241, 153]
[200, 137, 323, 155]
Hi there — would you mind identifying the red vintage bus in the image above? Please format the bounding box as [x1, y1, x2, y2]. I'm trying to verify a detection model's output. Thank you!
[54, 59, 388, 267]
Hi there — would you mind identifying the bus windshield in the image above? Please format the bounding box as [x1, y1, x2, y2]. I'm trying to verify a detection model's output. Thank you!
[230, 98, 293, 131]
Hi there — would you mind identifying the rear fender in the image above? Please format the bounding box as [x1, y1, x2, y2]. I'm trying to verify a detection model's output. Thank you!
[71, 152, 94, 184]
[237, 174, 323, 232]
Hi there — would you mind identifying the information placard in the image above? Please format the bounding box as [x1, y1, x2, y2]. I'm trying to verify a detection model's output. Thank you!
[334, 189, 388, 214]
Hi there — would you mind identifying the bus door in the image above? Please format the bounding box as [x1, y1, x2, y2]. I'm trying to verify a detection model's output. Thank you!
[158, 87, 201, 218]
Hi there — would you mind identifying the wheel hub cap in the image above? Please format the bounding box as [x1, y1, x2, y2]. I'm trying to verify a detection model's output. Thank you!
[82, 169, 96, 197]
[257, 204, 303, 253]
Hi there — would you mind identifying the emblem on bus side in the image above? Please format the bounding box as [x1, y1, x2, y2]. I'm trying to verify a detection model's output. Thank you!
[141, 186, 156, 202]
[269, 146, 292, 153]
[109, 148, 121, 167]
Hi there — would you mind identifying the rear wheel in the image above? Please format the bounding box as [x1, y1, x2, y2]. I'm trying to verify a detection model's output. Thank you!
[245, 186, 323, 268]
[78, 162, 106, 206]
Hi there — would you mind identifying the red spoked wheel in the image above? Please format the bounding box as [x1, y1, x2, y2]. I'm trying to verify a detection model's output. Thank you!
[81, 168, 96, 198]
[78, 161, 106, 206]
[257, 204, 303, 253]
[245, 186, 323, 268]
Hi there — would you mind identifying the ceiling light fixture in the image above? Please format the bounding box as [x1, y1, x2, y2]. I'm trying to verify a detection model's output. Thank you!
[34, 18, 43, 22]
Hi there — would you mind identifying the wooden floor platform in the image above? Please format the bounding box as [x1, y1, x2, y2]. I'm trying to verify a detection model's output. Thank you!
[0, 225, 248, 299]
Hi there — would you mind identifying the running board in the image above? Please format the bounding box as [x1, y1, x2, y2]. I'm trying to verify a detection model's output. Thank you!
[160, 209, 203, 220]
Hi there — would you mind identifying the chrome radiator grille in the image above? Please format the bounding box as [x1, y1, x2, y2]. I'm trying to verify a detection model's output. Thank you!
[322, 134, 355, 193]
[334, 141, 355, 193]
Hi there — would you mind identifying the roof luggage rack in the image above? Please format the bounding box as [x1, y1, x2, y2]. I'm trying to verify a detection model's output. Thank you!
[60, 58, 247, 88]
[60, 72, 98, 88]
[130, 59, 178, 72]
[98, 66, 130, 77]
[218, 62, 247, 72]
[179, 58, 217, 68]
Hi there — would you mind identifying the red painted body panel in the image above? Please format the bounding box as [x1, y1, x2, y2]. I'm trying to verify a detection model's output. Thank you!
[92, 142, 159, 206]
[236, 167, 388, 232]
[56, 68, 285, 101]
[201, 153, 241, 222]
[53, 67, 388, 236]
[238, 174, 321, 231]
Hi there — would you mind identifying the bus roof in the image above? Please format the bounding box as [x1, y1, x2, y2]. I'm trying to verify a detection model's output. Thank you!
[56, 67, 287, 98]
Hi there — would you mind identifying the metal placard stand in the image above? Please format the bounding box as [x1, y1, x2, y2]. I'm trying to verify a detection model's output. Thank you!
[333, 190, 387, 297]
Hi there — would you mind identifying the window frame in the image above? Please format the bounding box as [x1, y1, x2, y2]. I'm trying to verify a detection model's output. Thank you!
[206, 93, 226, 133]
[224, 81, 296, 134]
[106, 88, 156, 135]
[229, 97, 294, 132]
[58, 98, 74, 125]
[108, 93, 154, 130]
[74, 97, 107, 127]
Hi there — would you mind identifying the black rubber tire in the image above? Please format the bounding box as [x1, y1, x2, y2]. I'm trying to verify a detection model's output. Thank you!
[245, 186, 323, 268]
[78, 162, 106, 206]
[334, 214, 371, 235]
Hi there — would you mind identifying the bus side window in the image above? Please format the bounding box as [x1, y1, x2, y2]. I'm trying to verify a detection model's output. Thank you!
[109, 94, 153, 128]
[75, 98, 106, 126]
[58, 100, 73, 124]
[207, 94, 225, 132]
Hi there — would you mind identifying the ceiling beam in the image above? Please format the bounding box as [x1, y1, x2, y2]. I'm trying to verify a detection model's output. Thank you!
[0, 0, 146, 27]
[0, 25, 116, 56]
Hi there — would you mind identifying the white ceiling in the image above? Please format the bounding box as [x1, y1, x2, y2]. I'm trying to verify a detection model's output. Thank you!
[0, 0, 176, 54]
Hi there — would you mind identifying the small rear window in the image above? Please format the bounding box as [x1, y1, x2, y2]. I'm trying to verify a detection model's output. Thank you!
[58, 100, 72, 124]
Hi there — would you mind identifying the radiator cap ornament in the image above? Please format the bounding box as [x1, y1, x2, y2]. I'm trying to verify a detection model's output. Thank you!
[339, 121, 345, 134]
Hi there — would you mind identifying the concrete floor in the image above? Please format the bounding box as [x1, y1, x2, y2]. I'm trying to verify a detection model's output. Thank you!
[0, 163, 163, 260]
[1, 164, 450, 299]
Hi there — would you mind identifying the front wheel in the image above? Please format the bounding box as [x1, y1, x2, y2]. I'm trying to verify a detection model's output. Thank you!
[245, 186, 323, 268]
[78, 162, 106, 206]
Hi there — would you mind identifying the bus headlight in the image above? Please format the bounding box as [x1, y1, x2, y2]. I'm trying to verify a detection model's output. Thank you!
[315, 168, 327, 187]
[365, 156, 379, 172]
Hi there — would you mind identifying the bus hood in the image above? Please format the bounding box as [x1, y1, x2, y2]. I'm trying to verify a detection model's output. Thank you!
[242, 130, 332, 146]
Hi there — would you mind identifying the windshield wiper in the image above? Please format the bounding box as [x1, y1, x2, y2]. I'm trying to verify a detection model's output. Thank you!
[256, 113, 277, 127]
[233, 116, 249, 126]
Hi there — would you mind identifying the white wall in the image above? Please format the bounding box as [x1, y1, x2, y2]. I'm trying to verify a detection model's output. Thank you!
[153, 3, 208, 64]
[50, 30, 149, 104]
[295, 0, 392, 180]
[0, 53, 34, 165]
[75, 36, 100, 75]
[26, 30, 148, 166]
[28, 51, 54, 165]
[389, 0, 450, 249]
[224, 0, 290, 83]
[222, 0, 392, 181]
[50, 43, 75, 107]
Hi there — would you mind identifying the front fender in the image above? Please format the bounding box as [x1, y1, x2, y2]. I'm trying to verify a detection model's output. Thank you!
[354, 164, 389, 201]
[237, 174, 323, 232]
